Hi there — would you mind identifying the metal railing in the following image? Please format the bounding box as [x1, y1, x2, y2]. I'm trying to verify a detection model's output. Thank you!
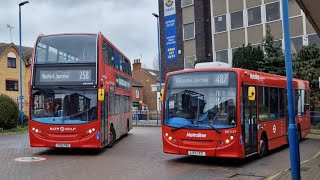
[132, 110, 161, 126]
[311, 111, 320, 125]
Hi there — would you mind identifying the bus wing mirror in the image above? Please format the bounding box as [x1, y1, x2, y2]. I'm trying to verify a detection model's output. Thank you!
[98, 89, 105, 101]
[159, 89, 164, 101]
[248, 86, 256, 101]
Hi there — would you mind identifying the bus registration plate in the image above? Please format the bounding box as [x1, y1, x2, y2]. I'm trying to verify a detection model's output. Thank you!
[55, 143, 71, 148]
[188, 151, 206, 156]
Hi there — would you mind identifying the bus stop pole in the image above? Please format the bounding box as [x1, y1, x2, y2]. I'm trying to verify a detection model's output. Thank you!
[282, 0, 300, 179]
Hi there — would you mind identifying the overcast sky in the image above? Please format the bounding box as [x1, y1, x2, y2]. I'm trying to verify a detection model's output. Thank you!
[0, 0, 159, 68]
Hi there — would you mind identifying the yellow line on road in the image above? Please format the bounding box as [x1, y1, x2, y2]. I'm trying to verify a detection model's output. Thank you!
[267, 151, 320, 180]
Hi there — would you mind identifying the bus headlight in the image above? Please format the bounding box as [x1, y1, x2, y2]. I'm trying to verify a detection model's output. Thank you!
[32, 127, 41, 134]
[165, 133, 169, 137]
[168, 136, 173, 141]
[225, 139, 230, 144]
[230, 136, 234, 140]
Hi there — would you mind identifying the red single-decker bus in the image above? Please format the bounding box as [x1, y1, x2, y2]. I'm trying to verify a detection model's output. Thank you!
[162, 62, 310, 158]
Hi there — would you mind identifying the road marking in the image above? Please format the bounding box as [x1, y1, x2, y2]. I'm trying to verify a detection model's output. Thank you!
[267, 151, 320, 180]
[15, 157, 46, 162]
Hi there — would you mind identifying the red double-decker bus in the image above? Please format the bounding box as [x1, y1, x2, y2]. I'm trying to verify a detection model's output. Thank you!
[29, 33, 132, 148]
[162, 62, 310, 158]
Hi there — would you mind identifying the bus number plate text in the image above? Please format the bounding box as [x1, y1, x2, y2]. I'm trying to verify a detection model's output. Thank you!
[188, 151, 206, 156]
[55, 143, 71, 148]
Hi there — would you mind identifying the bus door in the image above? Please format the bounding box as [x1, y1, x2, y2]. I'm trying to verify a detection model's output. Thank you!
[242, 85, 258, 156]
[100, 93, 108, 147]
[120, 96, 125, 135]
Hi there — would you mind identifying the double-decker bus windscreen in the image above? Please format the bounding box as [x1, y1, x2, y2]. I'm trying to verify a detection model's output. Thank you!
[165, 72, 237, 129]
[35, 35, 97, 64]
[31, 88, 97, 124]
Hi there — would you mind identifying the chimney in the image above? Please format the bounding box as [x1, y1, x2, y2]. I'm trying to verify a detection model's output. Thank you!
[133, 59, 141, 70]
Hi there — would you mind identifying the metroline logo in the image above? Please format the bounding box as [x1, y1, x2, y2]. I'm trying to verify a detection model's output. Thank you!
[186, 133, 207, 138]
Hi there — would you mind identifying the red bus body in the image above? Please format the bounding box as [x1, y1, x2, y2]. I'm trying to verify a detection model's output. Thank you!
[162, 67, 310, 158]
[29, 33, 133, 148]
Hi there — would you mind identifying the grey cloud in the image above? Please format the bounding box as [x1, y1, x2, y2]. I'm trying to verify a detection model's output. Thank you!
[0, 0, 158, 68]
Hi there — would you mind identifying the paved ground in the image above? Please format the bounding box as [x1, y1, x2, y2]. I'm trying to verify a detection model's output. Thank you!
[0, 127, 319, 180]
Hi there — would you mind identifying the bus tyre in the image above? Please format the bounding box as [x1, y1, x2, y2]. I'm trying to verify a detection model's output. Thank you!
[259, 136, 268, 158]
[108, 127, 116, 148]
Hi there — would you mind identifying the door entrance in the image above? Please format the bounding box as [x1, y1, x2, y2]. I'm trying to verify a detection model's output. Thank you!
[100, 93, 108, 147]
[242, 85, 258, 156]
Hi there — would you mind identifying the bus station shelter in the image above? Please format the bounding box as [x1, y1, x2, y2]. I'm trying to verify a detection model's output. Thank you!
[297, 0, 320, 36]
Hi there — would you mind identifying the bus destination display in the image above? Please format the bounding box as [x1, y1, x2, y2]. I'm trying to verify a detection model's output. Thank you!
[36, 67, 96, 85]
[171, 72, 231, 88]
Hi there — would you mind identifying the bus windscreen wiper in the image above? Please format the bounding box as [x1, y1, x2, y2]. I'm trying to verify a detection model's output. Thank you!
[195, 120, 221, 134]
[171, 125, 192, 132]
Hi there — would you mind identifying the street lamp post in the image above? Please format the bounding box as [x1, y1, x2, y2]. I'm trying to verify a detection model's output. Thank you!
[152, 13, 162, 111]
[281, 0, 300, 179]
[19, 1, 29, 126]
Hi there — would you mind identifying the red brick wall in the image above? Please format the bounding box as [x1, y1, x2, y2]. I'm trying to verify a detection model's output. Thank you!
[132, 61, 158, 111]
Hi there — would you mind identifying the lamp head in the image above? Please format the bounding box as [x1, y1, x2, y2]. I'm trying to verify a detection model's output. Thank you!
[19, 1, 29, 6]
[152, 13, 159, 18]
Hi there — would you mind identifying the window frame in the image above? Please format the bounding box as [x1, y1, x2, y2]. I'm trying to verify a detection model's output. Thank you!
[5, 80, 19, 91]
[307, 33, 320, 47]
[183, 22, 195, 41]
[136, 89, 140, 99]
[215, 49, 229, 63]
[184, 55, 197, 69]
[181, 0, 194, 8]
[247, 6, 262, 27]
[265, 1, 281, 23]
[230, 10, 244, 30]
[7, 57, 17, 68]
[214, 14, 227, 33]
[290, 36, 303, 53]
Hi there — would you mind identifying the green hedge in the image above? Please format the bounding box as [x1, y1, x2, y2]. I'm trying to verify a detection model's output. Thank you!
[0, 94, 19, 129]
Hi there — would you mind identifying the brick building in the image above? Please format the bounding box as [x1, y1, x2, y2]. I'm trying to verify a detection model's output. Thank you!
[132, 59, 159, 111]
[158, 0, 320, 80]
[0, 42, 33, 114]
[131, 79, 145, 110]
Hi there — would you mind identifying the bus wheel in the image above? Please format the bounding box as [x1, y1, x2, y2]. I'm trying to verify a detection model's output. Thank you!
[259, 135, 268, 158]
[108, 127, 116, 148]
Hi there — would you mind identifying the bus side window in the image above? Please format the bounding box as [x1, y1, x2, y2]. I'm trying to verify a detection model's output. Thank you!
[102, 41, 108, 64]
[107, 45, 114, 67]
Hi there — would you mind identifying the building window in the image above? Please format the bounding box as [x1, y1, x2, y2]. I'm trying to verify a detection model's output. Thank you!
[181, 0, 194, 7]
[266, 2, 280, 22]
[291, 36, 303, 53]
[232, 47, 239, 55]
[6, 80, 18, 91]
[214, 15, 226, 33]
[252, 43, 263, 50]
[308, 34, 320, 47]
[136, 89, 140, 99]
[216, 50, 228, 63]
[248, 6, 261, 26]
[184, 55, 196, 69]
[231, 11, 243, 29]
[7, 57, 16, 68]
[183, 22, 195, 40]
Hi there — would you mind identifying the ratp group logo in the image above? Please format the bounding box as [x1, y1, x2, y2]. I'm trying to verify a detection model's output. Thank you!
[165, 0, 174, 7]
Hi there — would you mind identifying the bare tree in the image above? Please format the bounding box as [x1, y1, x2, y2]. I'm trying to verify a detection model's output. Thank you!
[152, 56, 159, 70]
[142, 63, 148, 69]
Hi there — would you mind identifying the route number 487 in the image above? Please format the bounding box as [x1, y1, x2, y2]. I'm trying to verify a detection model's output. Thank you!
[215, 74, 228, 85]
